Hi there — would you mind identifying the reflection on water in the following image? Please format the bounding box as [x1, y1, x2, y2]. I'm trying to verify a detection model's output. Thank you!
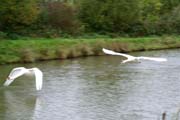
[0, 49, 180, 120]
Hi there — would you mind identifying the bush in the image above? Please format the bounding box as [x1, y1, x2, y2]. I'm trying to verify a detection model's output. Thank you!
[0, 0, 39, 32]
[46, 1, 82, 35]
[78, 0, 140, 34]
[0, 31, 7, 39]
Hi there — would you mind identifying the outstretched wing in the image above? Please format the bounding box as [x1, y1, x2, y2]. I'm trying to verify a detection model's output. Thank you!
[102, 48, 134, 58]
[33, 68, 43, 91]
[3, 67, 27, 86]
[138, 56, 167, 62]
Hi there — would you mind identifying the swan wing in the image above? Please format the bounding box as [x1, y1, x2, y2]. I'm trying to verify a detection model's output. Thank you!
[138, 56, 167, 62]
[102, 48, 134, 58]
[3, 67, 27, 86]
[33, 68, 43, 91]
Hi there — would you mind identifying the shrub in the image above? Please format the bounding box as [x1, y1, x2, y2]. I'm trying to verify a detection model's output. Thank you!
[0, 31, 7, 39]
[78, 0, 140, 34]
[46, 1, 81, 35]
[0, 0, 39, 32]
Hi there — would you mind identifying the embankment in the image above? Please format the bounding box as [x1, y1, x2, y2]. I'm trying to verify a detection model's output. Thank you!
[0, 36, 180, 64]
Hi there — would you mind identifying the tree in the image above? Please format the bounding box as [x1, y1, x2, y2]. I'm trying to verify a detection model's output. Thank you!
[0, 0, 39, 32]
[160, 0, 180, 14]
[140, 0, 162, 22]
[44, 1, 81, 34]
[78, 0, 141, 34]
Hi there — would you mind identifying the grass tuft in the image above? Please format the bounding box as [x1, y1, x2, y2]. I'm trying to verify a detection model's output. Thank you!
[67, 47, 79, 58]
[55, 48, 68, 59]
[19, 48, 35, 63]
[78, 44, 93, 56]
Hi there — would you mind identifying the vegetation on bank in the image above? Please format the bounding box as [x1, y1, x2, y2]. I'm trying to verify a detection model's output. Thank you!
[0, 0, 179, 39]
[0, 36, 180, 64]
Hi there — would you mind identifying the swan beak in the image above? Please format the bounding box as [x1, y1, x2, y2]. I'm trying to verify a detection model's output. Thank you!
[3, 77, 14, 86]
[121, 61, 126, 64]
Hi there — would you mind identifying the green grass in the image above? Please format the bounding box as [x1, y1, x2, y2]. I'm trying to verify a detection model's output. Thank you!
[0, 36, 180, 64]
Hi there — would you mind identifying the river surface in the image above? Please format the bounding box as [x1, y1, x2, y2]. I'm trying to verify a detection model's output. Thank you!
[0, 49, 180, 120]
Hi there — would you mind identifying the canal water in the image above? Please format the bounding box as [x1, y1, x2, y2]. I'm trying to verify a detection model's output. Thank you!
[0, 49, 180, 120]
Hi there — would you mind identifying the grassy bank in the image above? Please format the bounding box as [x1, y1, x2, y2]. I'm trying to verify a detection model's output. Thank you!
[0, 36, 180, 64]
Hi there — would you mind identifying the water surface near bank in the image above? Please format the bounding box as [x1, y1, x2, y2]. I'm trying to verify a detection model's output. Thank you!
[0, 49, 180, 120]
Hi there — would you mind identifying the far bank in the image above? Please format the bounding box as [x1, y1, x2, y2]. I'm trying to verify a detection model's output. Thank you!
[0, 36, 180, 64]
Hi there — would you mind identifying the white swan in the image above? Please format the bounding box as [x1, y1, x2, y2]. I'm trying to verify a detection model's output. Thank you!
[102, 48, 167, 63]
[3, 67, 43, 90]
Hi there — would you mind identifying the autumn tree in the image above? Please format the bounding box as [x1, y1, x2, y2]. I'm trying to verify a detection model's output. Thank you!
[0, 0, 39, 32]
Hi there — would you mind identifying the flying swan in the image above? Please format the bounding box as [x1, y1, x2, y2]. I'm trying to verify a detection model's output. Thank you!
[3, 67, 43, 91]
[102, 48, 167, 63]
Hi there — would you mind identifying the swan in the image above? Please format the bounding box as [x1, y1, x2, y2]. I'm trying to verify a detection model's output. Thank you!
[102, 48, 167, 63]
[3, 67, 43, 90]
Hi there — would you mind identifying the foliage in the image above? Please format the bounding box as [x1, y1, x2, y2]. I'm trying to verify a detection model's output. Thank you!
[160, 0, 180, 14]
[160, 5, 180, 34]
[0, 31, 7, 39]
[0, 0, 39, 32]
[46, 1, 81, 34]
[0, 0, 180, 38]
[78, 0, 141, 33]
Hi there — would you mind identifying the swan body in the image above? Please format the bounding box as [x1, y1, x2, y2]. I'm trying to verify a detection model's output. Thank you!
[102, 48, 167, 63]
[3, 67, 43, 90]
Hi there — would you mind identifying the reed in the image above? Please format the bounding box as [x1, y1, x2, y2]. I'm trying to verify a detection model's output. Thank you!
[20, 48, 35, 63]
[67, 47, 79, 58]
[78, 44, 93, 56]
[55, 48, 68, 59]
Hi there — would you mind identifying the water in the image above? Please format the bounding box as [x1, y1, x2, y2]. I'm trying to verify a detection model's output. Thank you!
[0, 49, 180, 120]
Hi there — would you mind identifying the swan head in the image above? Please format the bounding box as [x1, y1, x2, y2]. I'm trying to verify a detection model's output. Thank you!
[121, 58, 140, 63]
[3, 77, 14, 86]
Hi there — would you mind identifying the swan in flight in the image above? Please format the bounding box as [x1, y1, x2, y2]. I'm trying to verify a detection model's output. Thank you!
[3, 67, 43, 91]
[102, 48, 167, 63]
